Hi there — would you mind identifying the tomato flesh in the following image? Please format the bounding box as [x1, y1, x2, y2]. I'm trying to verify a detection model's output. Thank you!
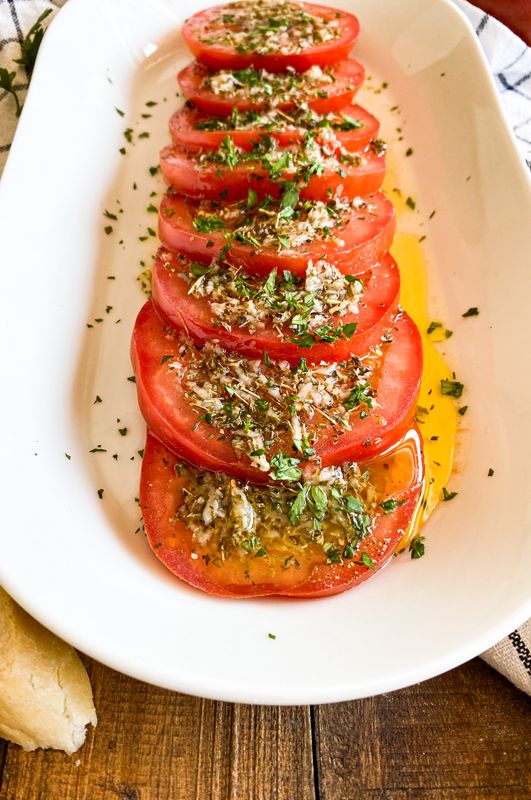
[131, 300, 422, 483]
[181, 3, 361, 73]
[178, 59, 364, 116]
[140, 425, 424, 597]
[169, 103, 380, 153]
[151, 247, 400, 363]
[159, 143, 385, 202]
[158, 191, 396, 277]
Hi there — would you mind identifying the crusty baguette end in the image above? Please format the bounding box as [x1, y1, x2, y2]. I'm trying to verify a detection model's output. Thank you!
[0, 587, 97, 753]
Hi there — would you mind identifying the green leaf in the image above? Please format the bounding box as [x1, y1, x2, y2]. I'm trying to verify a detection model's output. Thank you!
[409, 535, 425, 559]
[278, 183, 300, 220]
[379, 498, 406, 515]
[268, 151, 291, 178]
[0, 68, 22, 117]
[220, 134, 240, 169]
[269, 452, 302, 482]
[361, 552, 375, 570]
[246, 188, 258, 209]
[338, 114, 363, 130]
[343, 382, 374, 411]
[309, 485, 328, 519]
[289, 484, 309, 524]
[14, 8, 52, 74]
[345, 495, 364, 514]
[440, 379, 464, 398]
[462, 307, 479, 317]
[192, 213, 226, 233]
[442, 487, 458, 501]
[264, 268, 277, 294]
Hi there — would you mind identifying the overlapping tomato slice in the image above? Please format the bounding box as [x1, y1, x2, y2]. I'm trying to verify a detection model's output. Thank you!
[178, 59, 364, 116]
[181, 3, 360, 72]
[158, 191, 396, 277]
[169, 103, 380, 153]
[159, 142, 385, 202]
[140, 425, 423, 598]
[131, 300, 422, 483]
[151, 247, 400, 363]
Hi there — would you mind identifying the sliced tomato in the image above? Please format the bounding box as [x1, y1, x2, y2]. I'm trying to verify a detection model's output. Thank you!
[169, 104, 380, 153]
[178, 59, 364, 116]
[159, 143, 385, 202]
[140, 425, 424, 598]
[151, 247, 400, 363]
[182, 3, 360, 72]
[158, 191, 396, 277]
[131, 301, 422, 483]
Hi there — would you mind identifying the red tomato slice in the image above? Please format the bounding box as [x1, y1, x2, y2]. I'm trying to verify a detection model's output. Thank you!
[178, 59, 364, 116]
[140, 425, 424, 598]
[182, 3, 360, 72]
[159, 143, 385, 202]
[158, 191, 396, 277]
[151, 247, 400, 363]
[169, 103, 380, 153]
[131, 301, 422, 483]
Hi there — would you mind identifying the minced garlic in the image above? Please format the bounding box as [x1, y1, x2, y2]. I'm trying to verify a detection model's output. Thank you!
[170, 338, 381, 472]
[175, 459, 376, 565]
[197, 0, 341, 57]
[178, 255, 363, 335]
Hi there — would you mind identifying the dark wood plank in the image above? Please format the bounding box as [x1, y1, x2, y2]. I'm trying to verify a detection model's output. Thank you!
[0, 742, 6, 787]
[314, 658, 531, 800]
[0, 657, 314, 800]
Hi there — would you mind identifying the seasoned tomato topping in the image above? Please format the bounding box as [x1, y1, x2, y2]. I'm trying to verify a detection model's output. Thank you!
[203, 64, 337, 104]
[175, 459, 375, 564]
[194, 0, 341, 56]
[192, 130, 381, 177]
[190, 105, 369, 134]
[191, 191, 369, 251]
[174, 253, 364, 337]
[177, 337, 380, 474]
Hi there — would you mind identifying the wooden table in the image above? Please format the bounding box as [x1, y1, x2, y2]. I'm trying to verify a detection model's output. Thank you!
[0, 656, 529, 799]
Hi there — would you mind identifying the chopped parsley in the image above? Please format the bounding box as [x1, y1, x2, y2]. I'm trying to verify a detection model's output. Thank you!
[409, 535, 425, 559]
[440, 379, 464, 398]
[442, 487, 458, 501]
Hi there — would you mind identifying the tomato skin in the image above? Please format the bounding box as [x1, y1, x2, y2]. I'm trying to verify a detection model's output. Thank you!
[178, 59, 364, 116]
[131, 301, 423, 483]
[151, 248, 400, 364]
[182, 3, 360, 73]
[159, 144, 385, 202]
[169, 103, 380, 153]
[140, 426, 424, 598]
[158, 192, 396, 277]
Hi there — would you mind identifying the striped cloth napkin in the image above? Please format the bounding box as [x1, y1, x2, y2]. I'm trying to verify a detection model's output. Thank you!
[0, 0, 530, 695]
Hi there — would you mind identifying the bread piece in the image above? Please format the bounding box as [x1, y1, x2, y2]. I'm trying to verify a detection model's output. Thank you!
[0, 587, 97, 753]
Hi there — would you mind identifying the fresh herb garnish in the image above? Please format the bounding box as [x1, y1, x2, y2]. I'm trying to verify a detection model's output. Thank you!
[269, 452, 302, 482]
[409, 535, 425, 559]
[14, 8, 53, 74]
[442, 487, 457, 501]
[380, 498, 406, 515]
[193, 213, 226, 233]
[0, 69, 22, 117]
[440, 379, 464, 398]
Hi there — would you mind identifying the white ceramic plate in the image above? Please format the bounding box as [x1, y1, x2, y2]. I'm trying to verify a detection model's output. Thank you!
[1, 0, 530, 704]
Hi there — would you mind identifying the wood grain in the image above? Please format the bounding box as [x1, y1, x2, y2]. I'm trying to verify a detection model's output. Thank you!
[314, 659, 531, 800]
[0, 659, 529, 800]
[0, 659, 314, 800]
